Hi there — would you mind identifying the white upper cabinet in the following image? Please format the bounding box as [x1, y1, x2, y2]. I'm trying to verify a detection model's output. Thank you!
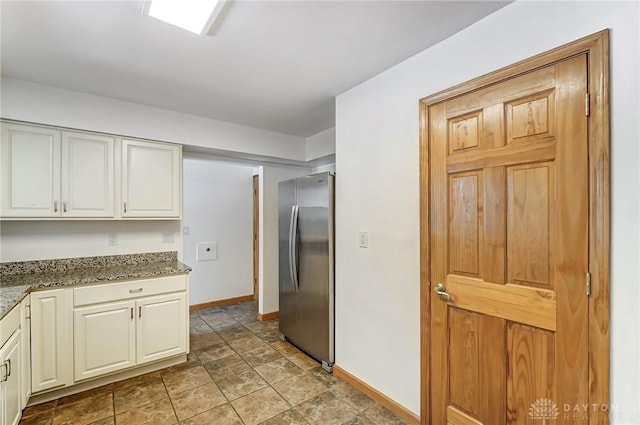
[121, 139, 181, 218]
[1, 123, 61, 217]
[1, 122, 183, 219]
[0, 123, 115, 218]
[61, 131, 114, 217]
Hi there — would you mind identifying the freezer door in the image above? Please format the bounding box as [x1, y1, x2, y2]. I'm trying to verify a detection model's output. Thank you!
[294, 173, 334, 363]
[278, 178, 298, 339]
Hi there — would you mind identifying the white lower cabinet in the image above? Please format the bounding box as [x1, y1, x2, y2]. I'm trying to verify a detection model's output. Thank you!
[0, 298, 30, 425]
[30, 289, 73, 393]
[19, 298, 30, 409]
[136, 293, 187, 365]
[0, 330, 21, 425]
[26, 275, 187, 403]
[73, 275, 188, 382]
[74, 300, 136, 381]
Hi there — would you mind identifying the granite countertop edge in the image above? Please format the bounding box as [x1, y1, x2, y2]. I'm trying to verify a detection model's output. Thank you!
[1, 261, 191, 320]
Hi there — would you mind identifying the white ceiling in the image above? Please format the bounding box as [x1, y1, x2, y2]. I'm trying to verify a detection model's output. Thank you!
[1, 0, 509, 138]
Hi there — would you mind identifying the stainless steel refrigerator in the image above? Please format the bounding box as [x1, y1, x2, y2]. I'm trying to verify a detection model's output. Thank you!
[278, 172, 335, 372]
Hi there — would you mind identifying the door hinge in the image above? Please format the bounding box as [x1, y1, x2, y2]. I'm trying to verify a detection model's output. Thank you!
[586, 272, 591, 296]
[585, 93, 590, 116]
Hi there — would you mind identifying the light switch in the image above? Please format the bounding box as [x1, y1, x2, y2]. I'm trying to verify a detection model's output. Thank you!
[197, 242, 218, 261]
[359, 231, 368, 248]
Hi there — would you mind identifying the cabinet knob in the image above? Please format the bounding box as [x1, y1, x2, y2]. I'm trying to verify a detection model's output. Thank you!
[53, 200, 58, 213]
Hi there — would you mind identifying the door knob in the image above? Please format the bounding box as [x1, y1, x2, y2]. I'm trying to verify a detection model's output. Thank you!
[434, 283, 452, 302]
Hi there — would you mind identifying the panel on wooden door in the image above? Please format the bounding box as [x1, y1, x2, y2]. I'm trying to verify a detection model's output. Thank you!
[430, 55, 589, 424]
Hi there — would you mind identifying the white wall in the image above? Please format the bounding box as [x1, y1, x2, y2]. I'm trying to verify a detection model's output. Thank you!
[312, 163, 336, 174]
[0, 220, 182, 262]
[305, 127, 336, 161]
[258, 164, 312, 315]
[183, 157, 255, 306]
[335, 1, 640, 421]
[0, 77, 308, 267]
[0, 77, 306, 161]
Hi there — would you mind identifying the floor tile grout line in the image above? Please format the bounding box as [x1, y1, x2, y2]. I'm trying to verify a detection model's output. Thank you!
[22, 302, 407, 425]
[110, 389, 116, 424]
[162, 374, 181, 424]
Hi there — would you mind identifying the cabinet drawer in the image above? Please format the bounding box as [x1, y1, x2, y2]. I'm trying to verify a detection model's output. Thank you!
[74, 274, 187, 306]
[0, 303, 21, 348]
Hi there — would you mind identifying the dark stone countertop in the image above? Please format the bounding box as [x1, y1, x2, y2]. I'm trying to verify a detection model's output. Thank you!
[0, 253, 191, 320]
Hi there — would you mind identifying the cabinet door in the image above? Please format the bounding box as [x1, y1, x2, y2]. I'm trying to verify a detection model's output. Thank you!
[61, 132, 115, 217]
[20, 298, 31, 409]
[1, 330, 22, 425]
[74, 300, 136, 381]
[1, 123, 61, 217]
[30, 289, 73, 393]
[121, 140, 181, 218]
[136, 293, 187, 365]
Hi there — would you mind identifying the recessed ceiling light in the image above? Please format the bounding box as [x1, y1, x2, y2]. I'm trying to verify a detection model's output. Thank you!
[144, 0, 224, 35]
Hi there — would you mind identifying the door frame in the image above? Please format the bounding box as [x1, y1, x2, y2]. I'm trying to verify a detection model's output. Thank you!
[253, 174, 260, 301]
[419, 30, 610, 424]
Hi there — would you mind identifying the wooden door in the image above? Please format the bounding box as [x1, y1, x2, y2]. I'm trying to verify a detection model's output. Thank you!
[253, 175, 260, 301]
[429, 54, 593, 424]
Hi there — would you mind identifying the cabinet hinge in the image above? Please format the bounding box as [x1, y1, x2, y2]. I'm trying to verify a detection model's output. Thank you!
[25, 305, 31, 319]
[585, 93, 590, 116]
[586, 272, 591, 296]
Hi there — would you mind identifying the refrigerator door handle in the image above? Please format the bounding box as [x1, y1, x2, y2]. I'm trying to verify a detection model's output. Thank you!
[289, 205, 300, 292]
[291, 205, 300, 292]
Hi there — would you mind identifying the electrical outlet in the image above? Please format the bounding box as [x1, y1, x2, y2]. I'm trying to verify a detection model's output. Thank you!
[162, 232, 174, 243]
[107, 233, 117, 246]
[183, 226, 190, 235]
[359, 231, 368, 248]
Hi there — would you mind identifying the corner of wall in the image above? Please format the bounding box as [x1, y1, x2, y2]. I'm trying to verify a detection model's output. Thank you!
[305, 127, 336, 161]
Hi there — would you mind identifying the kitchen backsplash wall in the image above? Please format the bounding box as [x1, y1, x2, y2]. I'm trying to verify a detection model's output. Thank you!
[0, 251, 178, 275]
[0, 220, 182, 262]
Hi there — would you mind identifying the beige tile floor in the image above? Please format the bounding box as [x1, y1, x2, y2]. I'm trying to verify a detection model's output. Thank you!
[19, 301, 408, 425]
